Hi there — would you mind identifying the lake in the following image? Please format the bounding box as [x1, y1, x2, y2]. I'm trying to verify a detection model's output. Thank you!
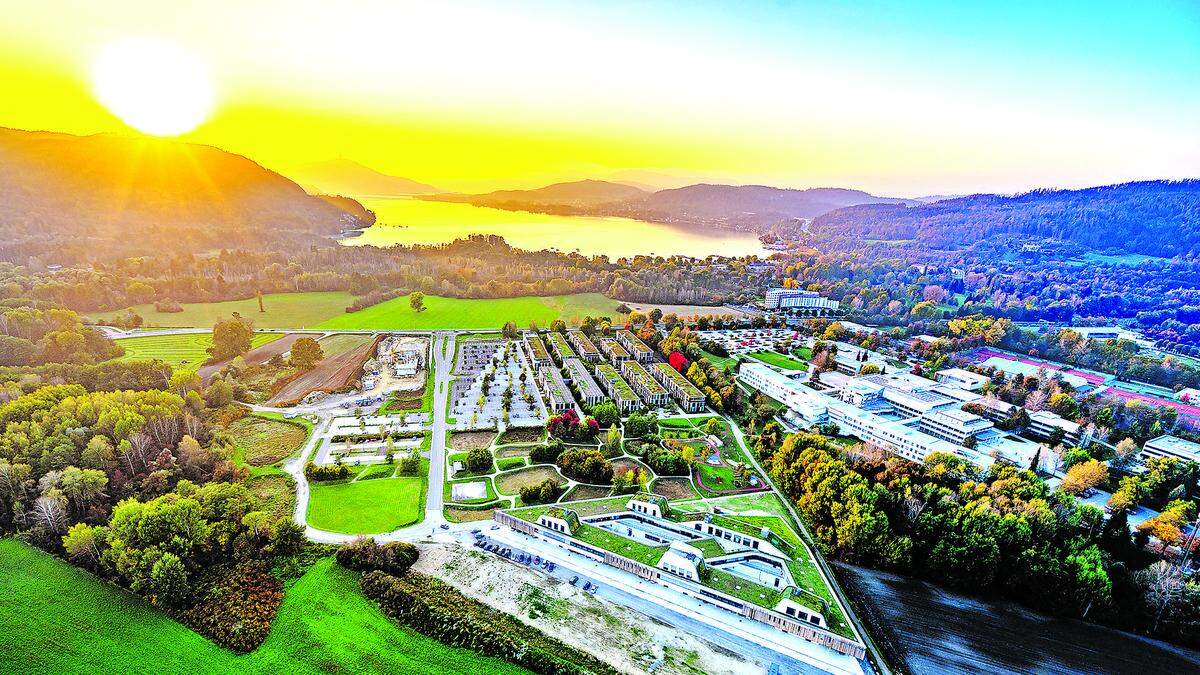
[340, 197, 769, 259]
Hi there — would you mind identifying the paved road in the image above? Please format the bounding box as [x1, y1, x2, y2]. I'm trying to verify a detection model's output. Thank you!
[424, 332, 453, 518]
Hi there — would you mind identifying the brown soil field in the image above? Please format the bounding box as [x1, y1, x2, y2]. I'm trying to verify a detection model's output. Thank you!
[445, 506, 500, 523]
[651, 477, 697, 500]
[611, 457, 650, 476]
[451, 431, 496, 451]
[199, 332, 304, 383]
[267, 335, 381, 405]
[836, 564, 1200, 675]
[495, 466, 566, 495]
[495, 446, 533, 459]
[563, 484, 611, 501]
[499, 428, 545, 444]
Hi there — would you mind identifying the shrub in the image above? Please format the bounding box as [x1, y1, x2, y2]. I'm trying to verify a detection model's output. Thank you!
[519, 478, 563, 505]
[155, 299, 184, 313]
[181, 562, 283, 653]
[304, 461, 351, 481]
[556, 448, 613, 484]
[336, 537, 420, 575]
[398, 454, 422, 475]
[645, 446, 689, 476]
[465, 447, 493, 472]
[530, 439, 565, 464]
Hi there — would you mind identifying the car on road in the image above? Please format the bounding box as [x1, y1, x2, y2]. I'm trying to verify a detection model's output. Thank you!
[570, 576, 578, 585]
[439, 524, 449, 530]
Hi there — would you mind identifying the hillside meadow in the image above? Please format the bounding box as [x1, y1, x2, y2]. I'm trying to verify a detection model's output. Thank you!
[316, 293, 619, 330]
[89, 292, 357, 329]
[0, 539, 527, 674]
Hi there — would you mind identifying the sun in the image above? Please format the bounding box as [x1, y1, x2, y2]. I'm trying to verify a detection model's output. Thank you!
[91, 38, 215, 137]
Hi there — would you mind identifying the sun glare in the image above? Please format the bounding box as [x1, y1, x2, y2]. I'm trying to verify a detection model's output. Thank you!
[91, 38, 215, 137]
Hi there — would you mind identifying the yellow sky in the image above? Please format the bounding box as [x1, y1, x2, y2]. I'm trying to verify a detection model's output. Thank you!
[1, 1, 1196, 194]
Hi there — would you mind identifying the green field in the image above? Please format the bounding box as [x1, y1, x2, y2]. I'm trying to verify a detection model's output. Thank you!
[115, 332, 282, 368]
[746, 350, 808, 371]
[227, 414, 309, 467]
[700, 349, 737, 370]
[317, 293, 619, 330]
[90, 292, 357, 329]
[0, 539, 527, 674]
[307, 473, 425, 534]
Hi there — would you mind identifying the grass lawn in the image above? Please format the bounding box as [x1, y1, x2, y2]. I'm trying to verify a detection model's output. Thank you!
[114, 332, 281, 368]
[495, 466, 566, 496]
[90, 292, 357, 329]
[316, 293, 619, 331]
[696, 463, 737, 491]
[316, 333, 375, 356]
[746, 350, 808, 371]
[307, 473, 425, 534]
[0, 539, 527, 674]
[700, 350, 737, 370]
[227, 414, 309, 466]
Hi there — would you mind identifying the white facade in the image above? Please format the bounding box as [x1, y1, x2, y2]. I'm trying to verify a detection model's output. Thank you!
[935, 367, 990, 391]
[1141, 435, 1200, 465]
[764, 288, 840, 311]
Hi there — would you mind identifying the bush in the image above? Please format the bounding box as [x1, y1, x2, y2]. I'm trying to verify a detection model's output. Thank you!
[336, 537, 420, 575]
[465, 447, 493, 473]
[360, 571, 617, 675]
[398, 454, 422, 475]
[519, 478, 563, 505]
[646, 446, 689, 476]
[155, 299, 184, 313]
[304, 461, 351, 481]
[624, 412, 656, 438]
[530, 439, 565, 464]
[556, 447, 613, 484]
[589, 401, 620, 428]
[181, 562, 283, 653]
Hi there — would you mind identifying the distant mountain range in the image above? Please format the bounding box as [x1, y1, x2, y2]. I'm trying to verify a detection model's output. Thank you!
[288, 158, 441, 196]
[810, 180, 1200, 257]
[0, 127, 368, 262]
[427, 180, 909, 229]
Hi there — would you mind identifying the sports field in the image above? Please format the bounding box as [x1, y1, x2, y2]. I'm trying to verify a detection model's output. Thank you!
[115, 332, 282, 368]
[89, 292, 357, 329]
[0, 539, 527, 674]
[317, 293, 619, 330]
[307, 472, 425, 534]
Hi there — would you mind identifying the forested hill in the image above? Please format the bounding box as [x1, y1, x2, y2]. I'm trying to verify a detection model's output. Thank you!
[0, 127, 368, 263]
[630, 184, 909, 225]
[430, 179, 647, 207]
[810, 180, 1200, 257]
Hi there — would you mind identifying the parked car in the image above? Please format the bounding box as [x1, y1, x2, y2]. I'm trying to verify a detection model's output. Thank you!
[570, 576, 578, 585]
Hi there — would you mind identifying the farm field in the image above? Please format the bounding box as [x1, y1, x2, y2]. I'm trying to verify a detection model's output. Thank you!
[316, 333, 375, 356]
[115, 332, 282, 368]
[307, 474, 424, 534]
[746, 350, 808, 371]
[268, 336, 380, 405]
[227, 414, 309, 466]
[316, 293, 619, 330]
[623, 302, 749, 319]
[0, 539, 527, 674]
[89, 292, 357, 329]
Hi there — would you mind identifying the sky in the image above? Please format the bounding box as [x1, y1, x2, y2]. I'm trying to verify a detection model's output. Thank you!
[1, 0, 1197, 195]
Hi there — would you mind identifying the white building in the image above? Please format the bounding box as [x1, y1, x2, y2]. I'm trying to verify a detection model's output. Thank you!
[1141, 435, 1200, 465]
[1027, 410, 1092, 446]
[763, 288, 840, 311]
[935, 367, 990, 391]
[919, 408, 994, 445]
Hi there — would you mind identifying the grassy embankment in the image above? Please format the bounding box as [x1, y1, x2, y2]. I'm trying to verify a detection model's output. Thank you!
[307, 457, 429, 535]
[0, 539, 527, 674]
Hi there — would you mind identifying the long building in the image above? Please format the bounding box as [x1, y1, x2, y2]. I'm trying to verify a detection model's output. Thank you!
[1140, 434, 1200, 465]
[562, 358, 604, 408]
[598, 337, 631, 364]
[620, 360, 670, 407]
[764, 288, 841, 312]
[546, 331, 576, 362]
[595, 364, 641, 412]
[616, 329, 654, 363]
[567, 330, 602, 362]
[537, 365, 576, 413]
[651, 362, 707, 413]
[524, 335, 552, 368]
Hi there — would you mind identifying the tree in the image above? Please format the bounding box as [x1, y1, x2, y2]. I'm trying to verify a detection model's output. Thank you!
[169, 369, 202, 395]
[465, 447, 492, 473]
[1061, 460, 1108, 495]
[409, 291, 426, 313]
[290, 337, 324, 370]
[591, 401, 620, 428]
[209, 316, 253, 362]
[606, 425, 621, 453]
[502, 321, 519, 339]
[62, 523, 106, 565]
[59, 466, 108, 515]
[149, 552, 189, 608]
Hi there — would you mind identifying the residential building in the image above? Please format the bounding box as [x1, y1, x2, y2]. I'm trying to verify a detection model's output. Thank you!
[562, 358, 604, 407]
[934, 367, 990, 391]
[1140, 435, 1200, 465]
[598, 337, 631, 364]
[537, 365, 575, 413]
[595, 364, 641, 412]
[546, 332, 576, 362]
[567, 330, 602, 362]
[524, 336, 552, 368]
[763, 288, 840, 311]
[621, 360, 670, 407]
[651, 362, 707, 412]
[616, 329, 654, 362]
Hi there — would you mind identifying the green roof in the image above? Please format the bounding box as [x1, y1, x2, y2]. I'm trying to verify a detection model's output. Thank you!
[573, 523, 667, 566]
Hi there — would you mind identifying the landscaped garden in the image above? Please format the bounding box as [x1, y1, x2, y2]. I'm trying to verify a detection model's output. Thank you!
[495, 465, 567, 496]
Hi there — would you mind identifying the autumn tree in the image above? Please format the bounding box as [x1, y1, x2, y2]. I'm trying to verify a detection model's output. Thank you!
[290, 337, 324, 369]
[209, 316, 253, 362]
[1061, 459, 1107, 495]
[409, 291, 425, 313]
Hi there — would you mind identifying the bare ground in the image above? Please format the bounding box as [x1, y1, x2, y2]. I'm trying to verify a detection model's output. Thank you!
[451, 431, 497, 451]
[268, 335, 381, 405]
[416, 543, 756, 675]
[651, 477, 697, 500]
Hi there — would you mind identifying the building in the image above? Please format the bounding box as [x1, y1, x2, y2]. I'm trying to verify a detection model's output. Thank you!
[567, 330, 602, 362]
[616, 329, 654, 363]
[598, 337, 631, 364]
[651, 362, 707, 412]
[545, 332, 576, 362]
[764, 288, 840, 312]
[537, 366, 576, 413]
[620, 360, 671, 408]
[935, 367, 990, 391]
[595, 364, 641, 412]
[562, 358, 604, 407]
[1141, 435, 1200, 465]
[829, 341, 891, 375]
[919, 408, 994, 445]
[524, 336, 553, 368]
[1027, 410, 1092, 446]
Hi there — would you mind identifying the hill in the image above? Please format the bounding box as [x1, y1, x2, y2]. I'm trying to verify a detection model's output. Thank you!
[810, 180, 1200, 257]
[290, 158, 441, 196]
[430, 179, 646, 208]
[624, 184, 910, 227]
[0, 127, 367, 262]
